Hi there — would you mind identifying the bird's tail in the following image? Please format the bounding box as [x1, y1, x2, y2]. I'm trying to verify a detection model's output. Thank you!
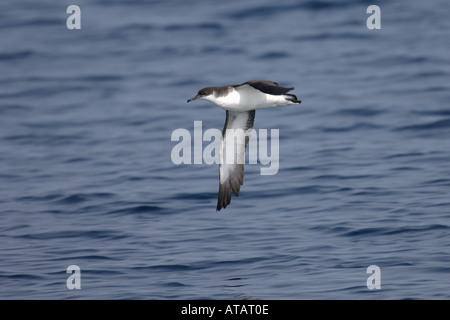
[285, 94, 301, 104]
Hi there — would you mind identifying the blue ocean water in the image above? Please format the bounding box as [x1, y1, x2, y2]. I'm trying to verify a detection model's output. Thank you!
[1, 0, 450, 299]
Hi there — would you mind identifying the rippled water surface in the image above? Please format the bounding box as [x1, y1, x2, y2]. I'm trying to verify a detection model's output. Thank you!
[1, 0, 450, 299]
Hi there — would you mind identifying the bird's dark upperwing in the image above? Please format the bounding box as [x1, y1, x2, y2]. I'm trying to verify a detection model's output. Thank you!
[217, 110, 256, 211]
[234, 80, 294, 95]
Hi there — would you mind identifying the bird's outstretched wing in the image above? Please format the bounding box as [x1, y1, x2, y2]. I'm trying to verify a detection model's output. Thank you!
[217, 110, 255, 211]
[234, 80, 294, 95]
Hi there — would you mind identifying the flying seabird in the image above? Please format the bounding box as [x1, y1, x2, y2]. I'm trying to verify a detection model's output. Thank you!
[187, 80, 301, 211]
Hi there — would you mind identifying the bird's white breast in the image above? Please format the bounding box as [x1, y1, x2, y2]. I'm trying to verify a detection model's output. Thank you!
[212, 90, 242, 110]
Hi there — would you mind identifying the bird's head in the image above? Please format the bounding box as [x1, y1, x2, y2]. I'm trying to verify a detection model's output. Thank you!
[187, 87, 215, 103]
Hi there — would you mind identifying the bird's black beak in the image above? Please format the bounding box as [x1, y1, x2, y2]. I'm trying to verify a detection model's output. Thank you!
[187, 95, 199, 103]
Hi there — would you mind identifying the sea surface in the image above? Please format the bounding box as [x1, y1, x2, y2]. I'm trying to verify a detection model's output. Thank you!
[1, 0, 450, 299]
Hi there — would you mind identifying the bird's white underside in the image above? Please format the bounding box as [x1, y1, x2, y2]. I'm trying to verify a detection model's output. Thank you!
[203, 84, 295, 112]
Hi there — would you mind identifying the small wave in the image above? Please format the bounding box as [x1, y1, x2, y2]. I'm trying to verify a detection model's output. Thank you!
[292, 185, 322, 194]
[384, 152, 424, 159]
[227, 3, 299, 19]
[312, 174, 377, 181]
[350, 187, 395, 197]
[0, 50, 34, 61]
[228, 0, 360, 19]
[117, 22, 155, 32]
[54, 193, 116, 205]
[163, 22, 224, 32]
[77, 74, 125, 82]
[0, 273, 45, 281]
[319, 122, 382, 132]
[415, 71, 449, 79]
[0, 18, 61, 30]
[3, 131, 91, 146]
[169, 192, 216, 200]
[293, 32, 367, 42]
[334, 107, 385, 117]
[109, 205, 166, 215]
[0, 104, 32, 113]
[389, 166, 419, 171]
[422, 178, 450, 186]
[64, 157, 90, 164]
[94, 0, 165, 6]
[377, 54, 430, 67]
[50, 254, 115, 262]
[0, 85, 90, 99]
[342, 224, 450, 237]
[302, 0, 357, 10]
[395, 118, 450, 131]
[132, 264, 204, 272]
[19, 18, 61, 27]
[19, 230, 128, 241]
[285, 165, 314, 172]
[55, 194, 88, 204]
[412, 109, 450, 116]
[309, 224, 351, 234]
[164, 282, 188, 287]
[257, 51, 290, 60]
